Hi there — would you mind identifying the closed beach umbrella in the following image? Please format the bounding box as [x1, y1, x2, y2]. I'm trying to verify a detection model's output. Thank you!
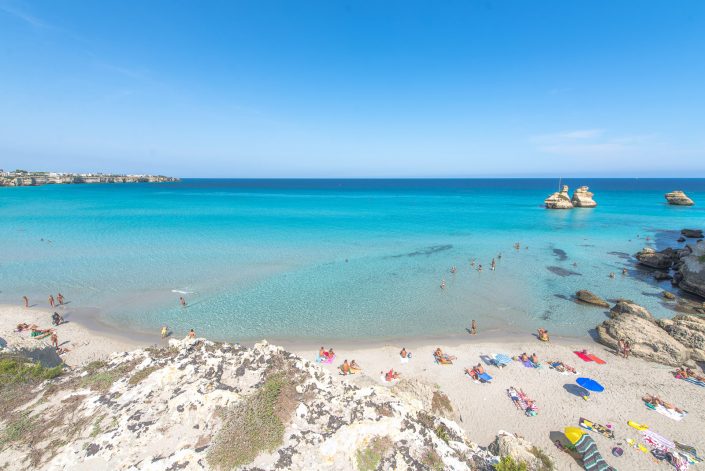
[577, 377, 604, 393]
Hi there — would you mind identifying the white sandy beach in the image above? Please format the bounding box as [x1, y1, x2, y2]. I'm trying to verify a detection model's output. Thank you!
[2, 301, 704, 470]
[294, 336, 705, 470]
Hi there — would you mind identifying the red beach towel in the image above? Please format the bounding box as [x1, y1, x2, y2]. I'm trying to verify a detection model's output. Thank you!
[588, 354, 606, 364]
[574, 351, 593, 362]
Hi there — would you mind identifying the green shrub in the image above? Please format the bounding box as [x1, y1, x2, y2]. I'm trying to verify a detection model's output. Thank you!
[420, 447, 444, 470]
[530, 446, 554, 471]
[356, 436, 393, 471]
[0, 355, 63, 385]
[207, 371, 298, 469]
[494, 456, 528, 471]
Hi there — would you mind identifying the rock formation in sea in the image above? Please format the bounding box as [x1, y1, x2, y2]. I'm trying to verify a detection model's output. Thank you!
[681, 228, 704, 239]
[0, 338, 549, 470]
[665, 190, 694, 206]
[596, 300, 705, 366]
[635, 247, 679, 270]
[544, 185, 573, 209]
[575, 290, 609, 307]
[570, 186, 597, 207]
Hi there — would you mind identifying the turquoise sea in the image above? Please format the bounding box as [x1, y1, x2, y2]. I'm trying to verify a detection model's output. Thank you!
[1, 179, 704, 343]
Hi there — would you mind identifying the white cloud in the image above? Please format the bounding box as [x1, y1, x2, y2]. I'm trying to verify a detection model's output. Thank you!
[530, 129, 655, 157]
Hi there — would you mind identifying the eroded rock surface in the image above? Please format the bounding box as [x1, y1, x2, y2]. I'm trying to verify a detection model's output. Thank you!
[575, 290, 609, 308]
[0, 338, 500, 471]
[665, 190, 694, 206]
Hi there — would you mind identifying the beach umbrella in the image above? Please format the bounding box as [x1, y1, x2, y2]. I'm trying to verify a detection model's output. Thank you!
[577, 377, 604, 393]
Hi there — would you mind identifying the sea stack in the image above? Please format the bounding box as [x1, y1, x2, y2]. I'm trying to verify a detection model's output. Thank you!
[544, 185, 573, 209]
[665, 190, 694, 206]
[571, 186, 597, 207]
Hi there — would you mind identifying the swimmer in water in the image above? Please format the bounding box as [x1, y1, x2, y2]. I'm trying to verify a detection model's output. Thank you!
[497, 252, 502, 259]
[622, 268, 628, 275]
[470, 259, 476, 267]
[477, 264, 482, 272]
[609, 272, 615, 279]
[491, 258, 496, 271]
[450, 266, 457, 274]
[179, 296, 187, 307]
[440, 279, 446, 289]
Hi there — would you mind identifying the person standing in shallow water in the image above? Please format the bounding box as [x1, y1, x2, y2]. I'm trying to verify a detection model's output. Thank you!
[491, 258, 496, 271]
[48, 295, 55, 308]
[440, 279, 445, 289]
[57, 293, 64, 305]
[471, 320, 477, 335]
[179, 296, 187, 307]
[23, 296, 29, 308]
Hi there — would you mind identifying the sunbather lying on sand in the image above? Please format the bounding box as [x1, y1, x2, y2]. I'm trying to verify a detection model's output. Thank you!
[507, 387, 522, 409]
[674, 367, 705, 382]
[350, 360, 361, 372]
[643, 394, 684, 413]
[15, 323, 30, 332]
[465, 364, 488, 381]
[549, 361, 576, 374]
[30, 327, 52, 337]
[434, 348, 456, 364]
[339, 360, 351, 375]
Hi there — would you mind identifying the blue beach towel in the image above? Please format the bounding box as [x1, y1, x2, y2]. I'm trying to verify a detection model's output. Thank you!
[478, 372, 493, 382]
[684, 377, 705, 387]
[493, 354, 512, 367]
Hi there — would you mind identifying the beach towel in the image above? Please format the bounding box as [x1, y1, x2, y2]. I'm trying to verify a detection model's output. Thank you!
[400, 356, 409, 364]
[522, 360, 534, 368]
[675, 442, 703, 462]
[492, 353, 512, 367]
[646, 402, 687, 421]
[579, 417, 615, 439]
[588, 354, 606, 364]
[683, 377, 705, 387]
[550, 362, 578, 375]
[574, 434, 617, 471]
[641, 429, 675, 451]
[434, 355, 453, 365]
[478, 372, 493, 383]
[316, 354, 335, 364]
[575, 351, 594, 362]
[507, 388, 535, 416]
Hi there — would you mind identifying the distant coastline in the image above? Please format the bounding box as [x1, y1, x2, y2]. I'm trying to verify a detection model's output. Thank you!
[0, 169, 179, 187]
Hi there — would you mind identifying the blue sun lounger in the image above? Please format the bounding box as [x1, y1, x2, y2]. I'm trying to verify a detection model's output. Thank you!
[478, 372, 493, 383]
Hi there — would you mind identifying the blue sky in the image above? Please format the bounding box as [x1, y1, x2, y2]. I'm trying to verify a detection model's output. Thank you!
[1, 1, 704, 177]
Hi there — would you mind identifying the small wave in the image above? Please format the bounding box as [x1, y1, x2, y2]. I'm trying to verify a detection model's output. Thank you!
[171, 289, 195, 294]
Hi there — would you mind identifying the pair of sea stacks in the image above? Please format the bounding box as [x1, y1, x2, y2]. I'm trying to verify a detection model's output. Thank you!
[544, 185, 597, 209]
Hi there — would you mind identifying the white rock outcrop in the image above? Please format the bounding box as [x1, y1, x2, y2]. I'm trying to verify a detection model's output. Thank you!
[665, 190, 694, 206]
[0, 338, 500, 471]
[571, 186, 597, 207]
[544, 185, 573, 209]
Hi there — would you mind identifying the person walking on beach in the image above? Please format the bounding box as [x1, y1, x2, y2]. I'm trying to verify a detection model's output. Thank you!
[48, 295, 55, 308]
[470, 320, 477, 335]
[179, 296, 187, 307]
[23, 296, 29, 308]
[50, 331, 59, 349]
[57, 293, 64, 305]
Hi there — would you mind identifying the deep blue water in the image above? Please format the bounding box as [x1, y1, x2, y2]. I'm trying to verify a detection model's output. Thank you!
[1, 178, 703, 341]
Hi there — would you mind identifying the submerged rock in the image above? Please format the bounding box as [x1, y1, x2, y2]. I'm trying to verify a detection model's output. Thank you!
[662, 291, 676, 300]
[653, 271, 673, 281]
[544, 185, 573, 209]
[665, 190, 694, 206]
[575, 290, 609, 308]
[681, 228, 703, 239]
[571, 186, 597, 208]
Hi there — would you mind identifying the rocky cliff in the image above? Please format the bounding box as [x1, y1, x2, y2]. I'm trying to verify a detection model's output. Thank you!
[0, 339, 508, 471]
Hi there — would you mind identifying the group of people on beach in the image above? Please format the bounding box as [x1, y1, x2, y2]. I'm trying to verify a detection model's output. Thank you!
[23, 293, 65, 309]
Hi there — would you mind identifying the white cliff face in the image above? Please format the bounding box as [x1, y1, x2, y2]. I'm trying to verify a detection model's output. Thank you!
[665, 190, 694, 206]
[544, 185, 573, 209]
[571, 186, 597, 207]
[0, 339, 498, 471]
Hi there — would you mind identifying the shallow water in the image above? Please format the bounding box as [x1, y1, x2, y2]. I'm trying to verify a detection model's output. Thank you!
[1, 178, 703, 341]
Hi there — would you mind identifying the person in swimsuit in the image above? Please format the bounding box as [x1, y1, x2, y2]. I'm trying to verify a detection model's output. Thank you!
[188, 329, 196, 338]
[440, 279, 446, 289]
[57, 293, 64, 305]
[48, 295, 55, 308]
[340, 360, 351, 375]
[491, 258, 496, 271]
[23, 296, 29, 308]
[471, 320, 477, 335]
[350, 360, 361, 372]
[400, 348, 408, 358]
[179, 296, 187, 307]
[50, 332, 59, 349]
[161, 325, 169, 338]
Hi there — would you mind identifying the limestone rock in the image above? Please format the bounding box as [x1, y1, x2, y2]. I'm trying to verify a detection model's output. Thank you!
[575, 290, 609, 307]
[665, 190, 694, 206]
[662, 291, 676, 300]
[635, 247, 677, 270]
[681, 228, 703, 239]
[596, 313, 690, 367]
[571, 186, 597, 208]
[489, 431, 549, 471]
[674, 241, 705, 299]
[609, 300, 654, 320]
[0, 339, 498, 471]
[544, 185, 573, 209]
[661, 315, 705, 362]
